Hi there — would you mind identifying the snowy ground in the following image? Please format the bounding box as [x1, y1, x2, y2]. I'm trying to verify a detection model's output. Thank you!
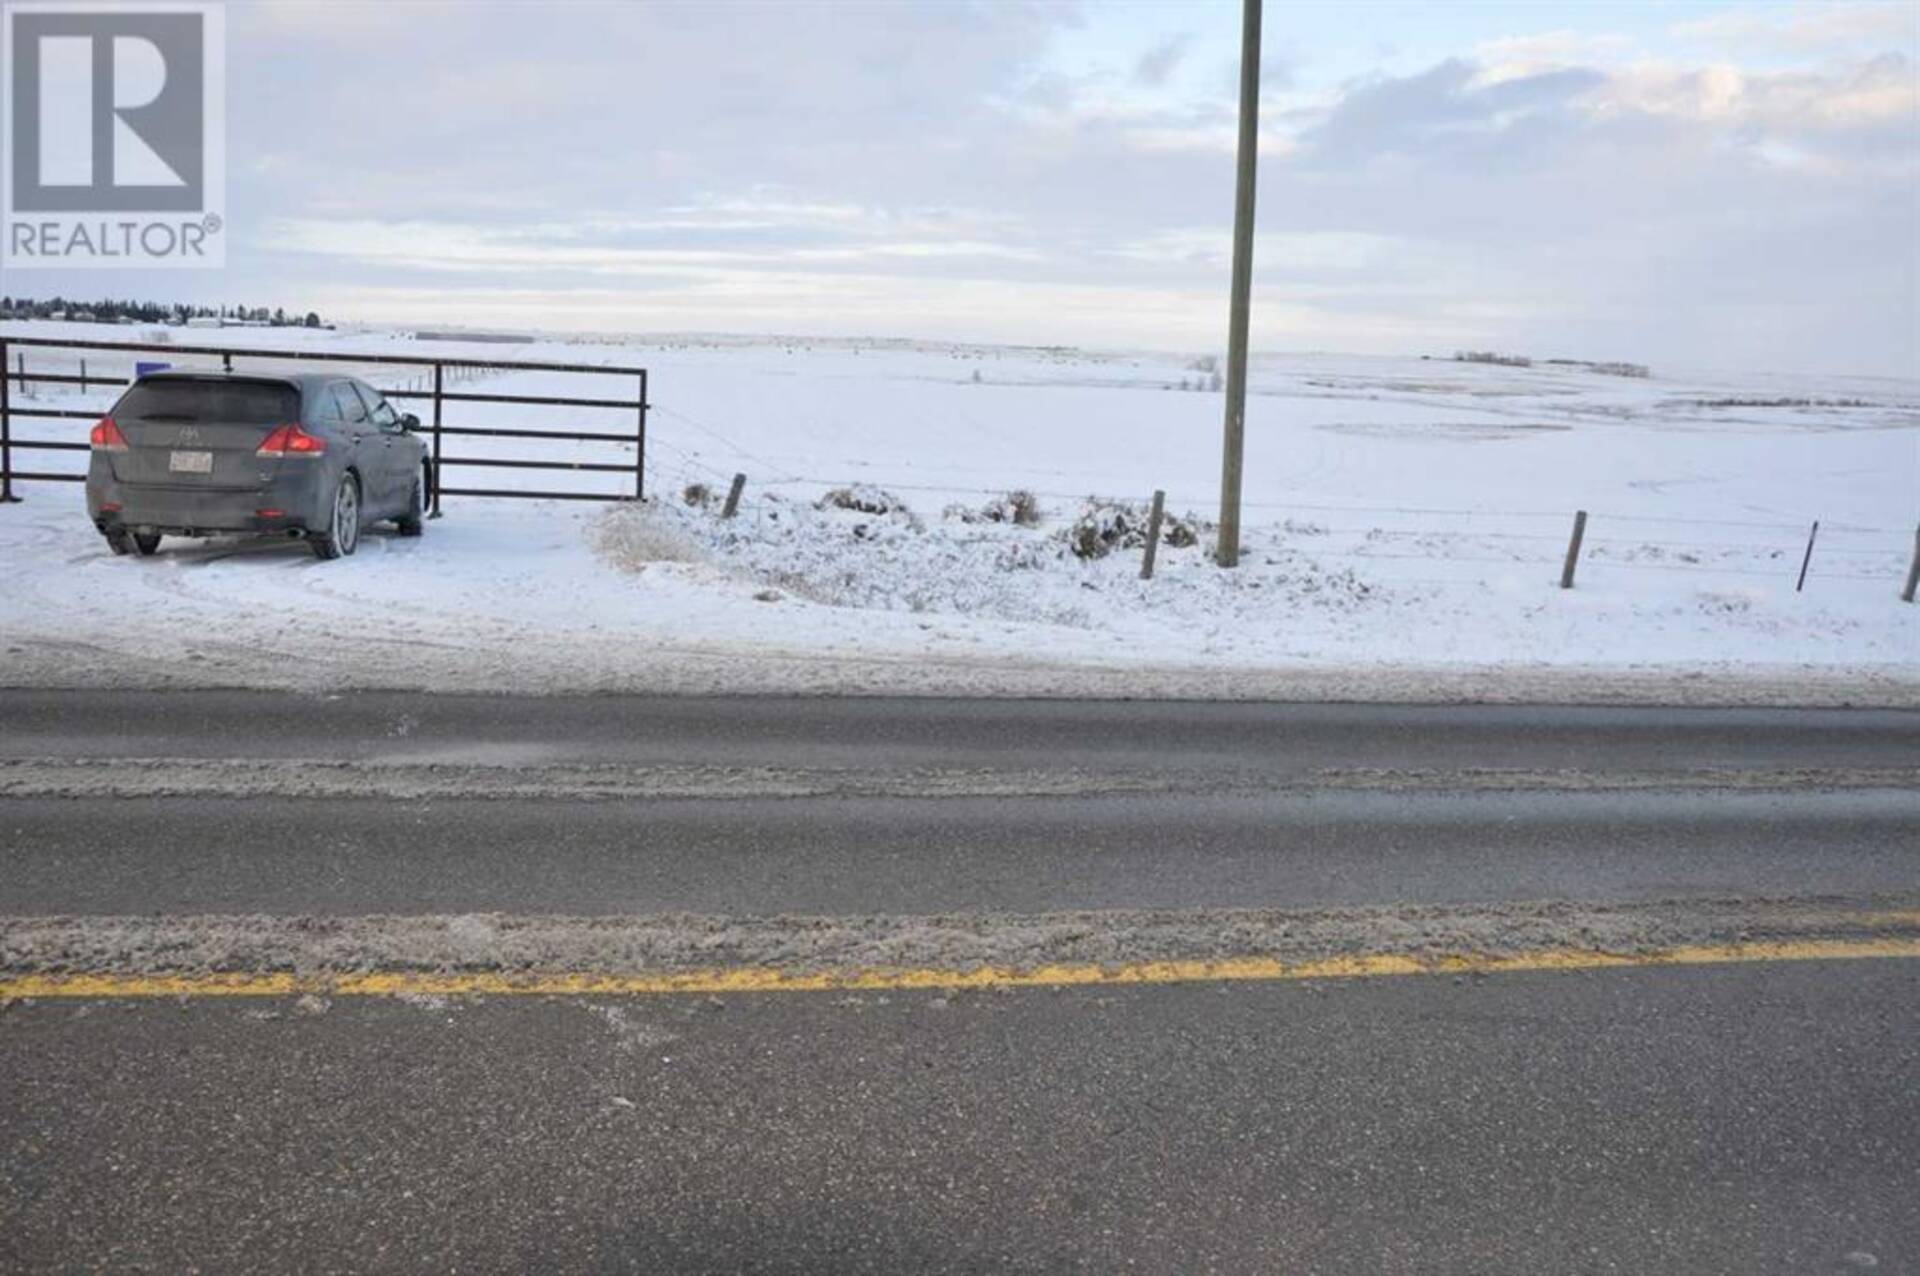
[1, 320, 1914, 702]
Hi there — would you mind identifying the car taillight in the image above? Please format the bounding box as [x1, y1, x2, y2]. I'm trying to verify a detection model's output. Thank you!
[257, 423, 325, 457]
[90, 417, 130, 452]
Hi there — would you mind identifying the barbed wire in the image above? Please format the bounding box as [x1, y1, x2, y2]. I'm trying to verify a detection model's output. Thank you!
[658, 455, 1911, 536]
[627, 462, 1912, 589]
[1311, 549, 1557, 566]
[1581, 559, 1817, 580]
[648, 403, 794, 481]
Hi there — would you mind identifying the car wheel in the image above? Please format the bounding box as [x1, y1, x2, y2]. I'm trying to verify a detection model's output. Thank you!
[396, 468, 425, 537]
[103, 529, 134, 556]
[132, 532, 162, 556]
[310, 473, 361, 561]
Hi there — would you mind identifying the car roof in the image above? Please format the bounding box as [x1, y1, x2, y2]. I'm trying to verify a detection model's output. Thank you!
[138, 370, 356, 392]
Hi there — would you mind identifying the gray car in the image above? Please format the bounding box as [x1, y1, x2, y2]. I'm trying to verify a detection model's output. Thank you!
[86, 371, 431, 560]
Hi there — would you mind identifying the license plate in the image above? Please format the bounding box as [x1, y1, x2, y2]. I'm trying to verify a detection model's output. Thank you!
[168, 450, 213, 474]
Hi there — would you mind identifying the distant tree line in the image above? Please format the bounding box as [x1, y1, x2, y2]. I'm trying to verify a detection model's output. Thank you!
[1542, 358, 1650, 379]
[1454, 350, 1534, 368]
[1452, 350, 1651, 378]
[0, 295, 324, 328]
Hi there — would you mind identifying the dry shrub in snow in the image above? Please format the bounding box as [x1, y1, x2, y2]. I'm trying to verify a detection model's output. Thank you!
[819, 485, 923, 535]
[987, 489, 1044, 526]
[1064, 500, 1202, 560]
[945, 490, 1045, 527]
[682, 482, 713, 508]
[1067, 503, 1138, 560]
[592, 504, 708, 571]
[819, 485, 908, 517]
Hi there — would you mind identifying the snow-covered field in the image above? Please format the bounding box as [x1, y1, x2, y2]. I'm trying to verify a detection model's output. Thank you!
[1, 320, 1914, 701]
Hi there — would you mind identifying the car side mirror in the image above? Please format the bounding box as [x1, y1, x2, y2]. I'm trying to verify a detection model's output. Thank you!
[400, 413, 420, 432]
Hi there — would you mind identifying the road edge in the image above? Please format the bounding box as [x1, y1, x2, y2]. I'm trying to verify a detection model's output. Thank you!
[2, 638, 1916, 708]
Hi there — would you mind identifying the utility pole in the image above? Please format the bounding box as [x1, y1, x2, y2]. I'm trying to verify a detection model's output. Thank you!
[1216, 0, 1261, 568]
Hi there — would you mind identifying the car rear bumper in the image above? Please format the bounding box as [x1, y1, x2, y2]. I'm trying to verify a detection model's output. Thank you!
[87, 464, 326, 537]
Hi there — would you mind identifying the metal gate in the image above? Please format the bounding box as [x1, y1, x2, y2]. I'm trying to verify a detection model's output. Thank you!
[0, 335, 649, 513]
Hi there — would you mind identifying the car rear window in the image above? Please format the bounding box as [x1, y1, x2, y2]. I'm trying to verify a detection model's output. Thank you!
[115, 380, 299, 425]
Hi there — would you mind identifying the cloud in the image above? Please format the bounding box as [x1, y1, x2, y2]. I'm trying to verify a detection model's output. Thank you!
[1671, 3, 1914, 52]
[1290, 42, 1915, 172]
[1590, 52, 1916, 134]
[1295, 60, 1609, 167]
[11, 2, 1913, 375]
[1472, 30, 1634, 84]
[1133, 33, 1191, 87]
[1263, 34, 1916, 373]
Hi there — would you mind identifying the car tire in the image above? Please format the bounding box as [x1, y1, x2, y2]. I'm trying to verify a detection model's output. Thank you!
[310, 473, 361, 561]
[103, 529, 134, 556]
[396, 468, 425, 537]
[132, 532, 162, 556]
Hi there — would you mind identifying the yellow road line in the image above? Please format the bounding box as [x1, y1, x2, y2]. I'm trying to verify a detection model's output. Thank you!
[2, 937, 1917, 1000]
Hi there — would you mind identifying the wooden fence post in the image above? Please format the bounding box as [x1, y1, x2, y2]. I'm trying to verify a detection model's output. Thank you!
[1140, 489, 1166, 580]
[1559, 510, 1587, 589]
[1795, 520, 1819, 592]
[15, 352, 26, 398]
[79, 359, 87, 392]
[1902, 526, 1920, 603]
[722, 473, 746, 519]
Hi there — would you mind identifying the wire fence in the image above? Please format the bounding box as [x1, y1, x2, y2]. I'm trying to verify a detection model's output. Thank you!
[637, 400, 1918, 599]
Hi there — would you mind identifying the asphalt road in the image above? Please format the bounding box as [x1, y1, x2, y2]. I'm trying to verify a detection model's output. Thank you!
[3, 691, 1917, 916]
[2, 690, 1918, 1273]
[5, 789, 1919, 916]
[4, 688, 1917, 772]
[5, 964, 1916, 1273]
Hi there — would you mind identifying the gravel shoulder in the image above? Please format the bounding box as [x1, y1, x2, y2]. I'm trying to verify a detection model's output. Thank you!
[5, 633, 1917, 706]
[3, 629, 1920, 706]
[7, 895, 1917, 983]
[5, 755, 1918, 801]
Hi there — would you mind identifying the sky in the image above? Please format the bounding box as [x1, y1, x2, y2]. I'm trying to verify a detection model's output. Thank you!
[3, 0, 1916, 375]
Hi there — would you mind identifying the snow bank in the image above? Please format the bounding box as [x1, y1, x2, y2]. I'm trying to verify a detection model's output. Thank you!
[622, 494, 1374, 641]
